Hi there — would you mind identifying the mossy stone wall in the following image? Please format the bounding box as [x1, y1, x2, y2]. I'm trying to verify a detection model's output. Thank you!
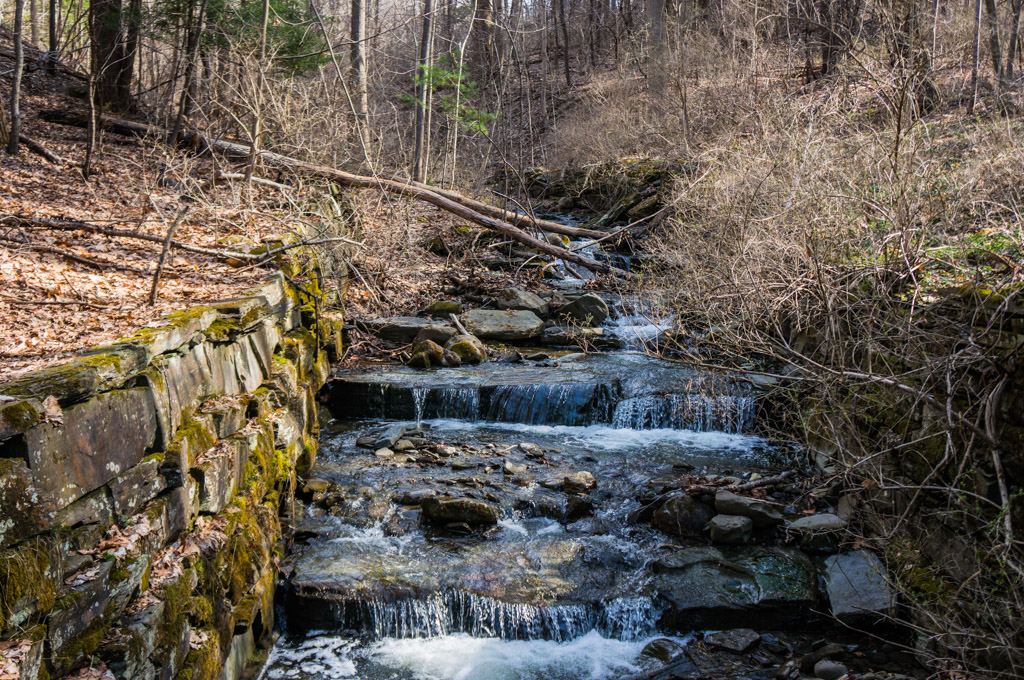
[0, 264, 342, 680]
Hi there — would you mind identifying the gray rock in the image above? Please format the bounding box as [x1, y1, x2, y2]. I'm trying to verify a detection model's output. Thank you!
[708, 514, 753, 545]
[414, 324, 458, 347]
[559, 293, 610, 324]
[504, 461, 527, 475]
[496, 288, 550, 317]
[641, 638, 686, 663]
[460, 309, 544, 341]
[374, 448, 394, 458]
[813, 660, 848, 680]
[421, 496, 500, 525]
[303, 478, 330, 494]
[445, 334, 488, 364]
[823, 551, 895, 624]
[373, 424, 406, 449]
[563, 471, 596, 495]
[363, 316, 438, 344]
[653, 546, 818, 630]
[705, 628, 761, 653]
[539, 325, 619, 349]
[715, 490, 784, 527]
[788, 513, 847, 535]
[652, 493, 714, 537]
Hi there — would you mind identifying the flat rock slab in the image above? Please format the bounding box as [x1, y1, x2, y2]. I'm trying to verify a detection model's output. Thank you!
[363, 317, 442, 344]
[496, 288, 550, 317]
[653, 546, 818, 631]
[823, 550, 895, 624]
[459, 310, 544, 341]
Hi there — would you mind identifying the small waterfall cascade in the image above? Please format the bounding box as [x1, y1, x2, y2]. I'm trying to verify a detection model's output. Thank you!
[483, 383, 614, 425]
[611, 393, 756, 434]
[332, 591, 659, 643]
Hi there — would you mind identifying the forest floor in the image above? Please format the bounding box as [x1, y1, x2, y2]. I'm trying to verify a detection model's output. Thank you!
[0, 40, 541, 381]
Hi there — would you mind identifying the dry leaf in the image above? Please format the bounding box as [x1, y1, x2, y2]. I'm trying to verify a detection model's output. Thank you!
[41, 395, 63, 425]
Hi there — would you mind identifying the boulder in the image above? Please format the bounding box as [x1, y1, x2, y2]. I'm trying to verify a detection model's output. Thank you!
[822, 551, 895, 625]
[445, 334, 488, 364]
[788, 513, 847, 552]
[459, 309, 544, 341]
[421, 496, 500, 525]
[363, 317, 438, 344]
[559, 293, 610, 324]
[563, 471, 596, 495]
[714, 490, 784, 527]
[420, 301, 463, 316]
[641, 638, 686, 663]
[708, 515, 752, 545]
[651, 494, 713, 537]
[496, 288, 550, 317]
[372, 424, 406, 449]
[813, 660, 849, 680]
[789, 513, 846, 534]
[704, 629, 761, 654]
[413, 324, 458, 347]
[407, 340, 446, 368]
[653, 546, 818, 630]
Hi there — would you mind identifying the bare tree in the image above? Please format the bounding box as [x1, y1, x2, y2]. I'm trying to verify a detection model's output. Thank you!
[414, 0, 434, 182]
[6, 0, 25, 155]
[352, 0, 370, 152]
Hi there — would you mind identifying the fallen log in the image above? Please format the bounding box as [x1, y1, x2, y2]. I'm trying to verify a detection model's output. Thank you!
[403, 179, 606, 239]
[39, 109, 615, 275]
[21, 136, 63, 165]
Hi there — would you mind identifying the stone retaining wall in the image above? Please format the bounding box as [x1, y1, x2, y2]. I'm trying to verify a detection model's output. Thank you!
[0, 266, 342, 680]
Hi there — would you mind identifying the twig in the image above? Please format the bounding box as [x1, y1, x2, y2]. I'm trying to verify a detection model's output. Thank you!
[217, 172, 293, 192]
[0, 237, 148, 273]
[449, 313, 469, 335]
[0, 297, 110, 309]
[148, 206, 190, 305]
[686, 470, 798, 495]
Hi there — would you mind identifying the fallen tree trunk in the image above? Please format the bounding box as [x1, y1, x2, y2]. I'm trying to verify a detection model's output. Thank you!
[402, 179, 606, 239]
[39, 109, 615, 275]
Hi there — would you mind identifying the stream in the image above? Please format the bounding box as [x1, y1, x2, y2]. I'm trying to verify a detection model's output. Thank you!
[257, 217, 907, 680]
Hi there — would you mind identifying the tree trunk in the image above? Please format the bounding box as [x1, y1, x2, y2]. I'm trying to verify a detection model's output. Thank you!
[472, 0, 495, 80]
[90, 0, 135, 111]
[970, 0, 982, 111]
[46, 0, 57, 74]
[7, 0, 25, 155]
[646, 0, 666, 95]
[351, 0, 370, 152]
[30, 0, 39, 47]
[983, 0, 1002, 81]
[244, 0, 270, 190]
[1007, 0, 1023, 79]
[556, 0, 571, 86]
[413, 0, 433, 183]
[170, 0, 210, 144]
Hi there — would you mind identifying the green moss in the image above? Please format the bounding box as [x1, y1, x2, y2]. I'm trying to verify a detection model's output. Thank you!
[205, 318, 241, 343]
[0, 400, 41, 432]
[0, 353, 123, 403]
[54, 601, 115, 671]
[190, 595, 214, 625]
[155, 571, 193, 663]
[0, 541, 57, 633]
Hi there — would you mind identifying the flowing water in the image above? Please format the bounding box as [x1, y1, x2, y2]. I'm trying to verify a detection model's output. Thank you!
[262, 343, 813, 680]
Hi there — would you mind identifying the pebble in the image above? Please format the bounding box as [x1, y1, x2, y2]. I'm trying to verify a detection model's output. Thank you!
[374, 448, 394, 458]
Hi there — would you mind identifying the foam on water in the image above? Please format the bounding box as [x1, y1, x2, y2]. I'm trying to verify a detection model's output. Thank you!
[369, 631, 655, 680]
[420, 418, 765, 453]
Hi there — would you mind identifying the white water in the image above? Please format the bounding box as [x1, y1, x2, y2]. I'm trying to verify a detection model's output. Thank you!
[370, 631, 649, 680]
[419, 418, 766, 453]
[264, 631, 686, 680]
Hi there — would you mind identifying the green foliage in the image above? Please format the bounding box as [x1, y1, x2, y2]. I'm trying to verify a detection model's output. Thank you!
[148, 0, 326, 71]
[401, 55, 498, 135]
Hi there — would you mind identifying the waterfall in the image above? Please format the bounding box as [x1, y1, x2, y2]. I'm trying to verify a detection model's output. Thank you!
[412, 387, 427, 425]
[483, 384, 615, 425]
[328, 591, 657, 642]
[612, 394, 756, 433]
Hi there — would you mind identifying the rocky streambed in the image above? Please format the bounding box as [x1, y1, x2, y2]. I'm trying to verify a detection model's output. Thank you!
[256, 342, 918, 680]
